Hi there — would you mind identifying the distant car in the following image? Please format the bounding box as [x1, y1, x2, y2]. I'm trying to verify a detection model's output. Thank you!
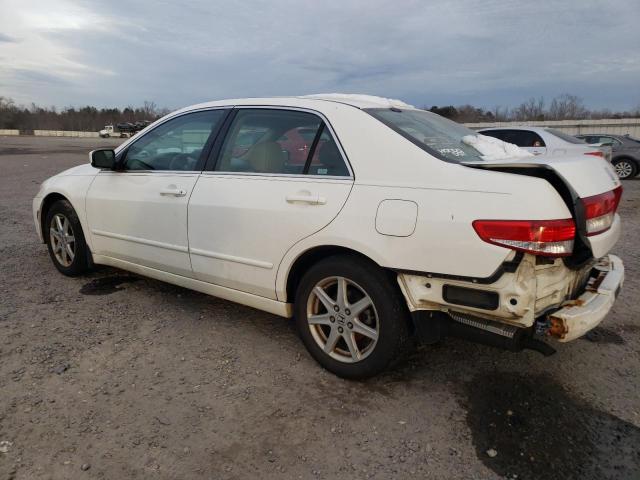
[478, 126, 610, 161]
[576, 134, 640, 179]
[34, 95, 624, 378]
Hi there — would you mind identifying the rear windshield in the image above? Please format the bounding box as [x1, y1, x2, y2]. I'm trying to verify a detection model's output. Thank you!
[545, 128, 586, 144]
[365, 108, 485, 163]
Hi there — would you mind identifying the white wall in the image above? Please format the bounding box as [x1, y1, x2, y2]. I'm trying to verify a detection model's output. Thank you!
[3, 119, 640, 138]
[464, 118, 640, 137]
[33, 130, 99, 137]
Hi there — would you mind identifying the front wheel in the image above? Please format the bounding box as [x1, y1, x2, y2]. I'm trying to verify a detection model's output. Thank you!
[612, 158, 637, 179]
[295, 255, 411, 379]
[45, 200, 91, 276]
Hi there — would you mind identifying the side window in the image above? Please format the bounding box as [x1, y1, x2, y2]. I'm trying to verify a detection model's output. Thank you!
[480, 130, 506, 141]
[307, 128, 350, 176]
[529, 132, 545, 147]
[215, 109, 349, 176]
[124, 110, 226, 171]
[501, 130, 545, 147]
[600, 136, 621, 146]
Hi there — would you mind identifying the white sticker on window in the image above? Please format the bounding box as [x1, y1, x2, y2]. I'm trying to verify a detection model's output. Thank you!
[439, 148, 466, 157]
[317, 168, 328, 175]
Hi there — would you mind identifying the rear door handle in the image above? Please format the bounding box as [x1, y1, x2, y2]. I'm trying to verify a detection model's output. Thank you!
[160, 188, 187, 197]
[286, 193, 326, 205]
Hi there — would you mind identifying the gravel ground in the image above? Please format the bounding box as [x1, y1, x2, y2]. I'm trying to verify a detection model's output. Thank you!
[1, 136, 639, 480]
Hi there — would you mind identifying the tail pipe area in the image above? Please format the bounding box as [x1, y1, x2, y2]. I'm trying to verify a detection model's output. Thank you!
[412, 310, 556, 356]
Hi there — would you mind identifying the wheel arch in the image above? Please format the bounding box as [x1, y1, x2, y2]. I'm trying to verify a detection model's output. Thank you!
[612, 155, 639, 169]
[40, 192, 70, 244]
[284, 245, 397, 304]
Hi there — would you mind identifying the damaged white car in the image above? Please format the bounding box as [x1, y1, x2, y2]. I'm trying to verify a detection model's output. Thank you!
[33, 94, 624, 378]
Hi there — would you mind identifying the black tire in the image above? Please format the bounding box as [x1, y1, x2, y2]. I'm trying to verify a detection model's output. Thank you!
[612, 158, 637, 180]
[294, 255, 411, 379]
[45, 199, 91, 276]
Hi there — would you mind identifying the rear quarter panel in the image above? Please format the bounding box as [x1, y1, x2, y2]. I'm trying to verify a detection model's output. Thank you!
[276, 164, 573, 301]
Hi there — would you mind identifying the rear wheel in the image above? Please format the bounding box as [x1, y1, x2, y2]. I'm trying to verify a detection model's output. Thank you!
[45, 200, 91, 276]
[295, 255, 411, 379]
[612, 158, 637, 179]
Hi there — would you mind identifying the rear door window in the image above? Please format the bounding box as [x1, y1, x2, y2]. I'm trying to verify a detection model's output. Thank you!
[479, 130, 507, 141]
[306, 128, 350, 176]
[599, 136, 622, 146]
[497, 130, 546, 147]
[214, 109, 350, 176]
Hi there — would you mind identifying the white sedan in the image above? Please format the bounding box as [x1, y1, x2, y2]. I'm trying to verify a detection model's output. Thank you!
[478, 125, 611, 160]
[33, 95, 625, 378]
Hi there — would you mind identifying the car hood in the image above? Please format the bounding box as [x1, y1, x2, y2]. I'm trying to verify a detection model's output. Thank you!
[55, 163, 99, 177]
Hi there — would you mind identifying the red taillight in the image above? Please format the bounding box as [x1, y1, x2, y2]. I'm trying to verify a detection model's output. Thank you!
[582, 186, 622, 236]
[472, 219, 576, 257]
[584, 151, 604, 158]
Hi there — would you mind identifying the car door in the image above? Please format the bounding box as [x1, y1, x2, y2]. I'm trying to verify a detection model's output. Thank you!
[86, 109, 229, 277]
[188, 108, 354, 299]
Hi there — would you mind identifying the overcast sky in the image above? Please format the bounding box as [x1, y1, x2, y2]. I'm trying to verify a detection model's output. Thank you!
[0, 0, 638, 111]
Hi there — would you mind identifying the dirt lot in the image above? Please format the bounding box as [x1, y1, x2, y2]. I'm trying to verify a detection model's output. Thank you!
[1, 135, 639, 480]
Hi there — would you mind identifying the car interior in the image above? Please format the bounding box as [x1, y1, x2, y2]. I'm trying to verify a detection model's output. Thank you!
[216, 111, 349, 176]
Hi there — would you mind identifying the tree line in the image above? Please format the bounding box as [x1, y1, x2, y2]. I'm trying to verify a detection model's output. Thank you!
[0, 97, 169, 132]
[428, 94, 640, 123]
[1, 94, 639, 132]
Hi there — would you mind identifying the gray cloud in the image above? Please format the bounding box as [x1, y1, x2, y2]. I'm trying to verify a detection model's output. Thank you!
[1, 0, 639, 110]
[0, 33, 16, 43]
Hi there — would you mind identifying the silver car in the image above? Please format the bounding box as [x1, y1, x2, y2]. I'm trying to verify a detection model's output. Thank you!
[577, 134, 640, 180]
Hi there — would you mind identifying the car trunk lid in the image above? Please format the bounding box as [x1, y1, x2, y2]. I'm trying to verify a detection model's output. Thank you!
[462, 155, 622, 261]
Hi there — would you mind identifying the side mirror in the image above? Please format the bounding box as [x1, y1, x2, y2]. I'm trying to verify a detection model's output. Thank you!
[90, 149, 116, 169]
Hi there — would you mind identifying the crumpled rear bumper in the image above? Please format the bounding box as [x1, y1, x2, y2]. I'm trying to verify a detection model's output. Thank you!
[548, 254, 624, 342]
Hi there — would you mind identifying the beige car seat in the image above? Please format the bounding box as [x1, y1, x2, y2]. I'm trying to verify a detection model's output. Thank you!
[247, 141, 285, 173]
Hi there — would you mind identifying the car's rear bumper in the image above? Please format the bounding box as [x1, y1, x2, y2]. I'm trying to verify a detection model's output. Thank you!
[548, 254, 624, 342]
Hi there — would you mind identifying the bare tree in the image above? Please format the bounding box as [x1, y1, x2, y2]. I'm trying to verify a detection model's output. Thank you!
[513, 97, 545, 121]
[142, 100, 158, 118]
[492, 105, 510, 122]
[0, 97, 169, 131]
[548, 94, 588, 120]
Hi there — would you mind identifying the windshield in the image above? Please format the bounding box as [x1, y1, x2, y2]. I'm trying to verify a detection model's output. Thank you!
[365, 108, 485, 163]
[545, 128, 586, 144]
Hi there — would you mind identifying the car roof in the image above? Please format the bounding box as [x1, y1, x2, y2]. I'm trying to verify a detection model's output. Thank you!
[478, 126, 549, 133]
[176, 94, 416, 114]
[577, 133, 627, 139]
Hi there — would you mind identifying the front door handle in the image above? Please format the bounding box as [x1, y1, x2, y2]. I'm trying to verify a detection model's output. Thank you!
[286, 193, 326, 205]
[160, 187, 187, 197]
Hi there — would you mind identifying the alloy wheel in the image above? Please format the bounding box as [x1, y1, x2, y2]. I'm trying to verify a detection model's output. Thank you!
[614, 160, 633, 179]
[49, 213, 75, 267]
[306, 276, 379, 363]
